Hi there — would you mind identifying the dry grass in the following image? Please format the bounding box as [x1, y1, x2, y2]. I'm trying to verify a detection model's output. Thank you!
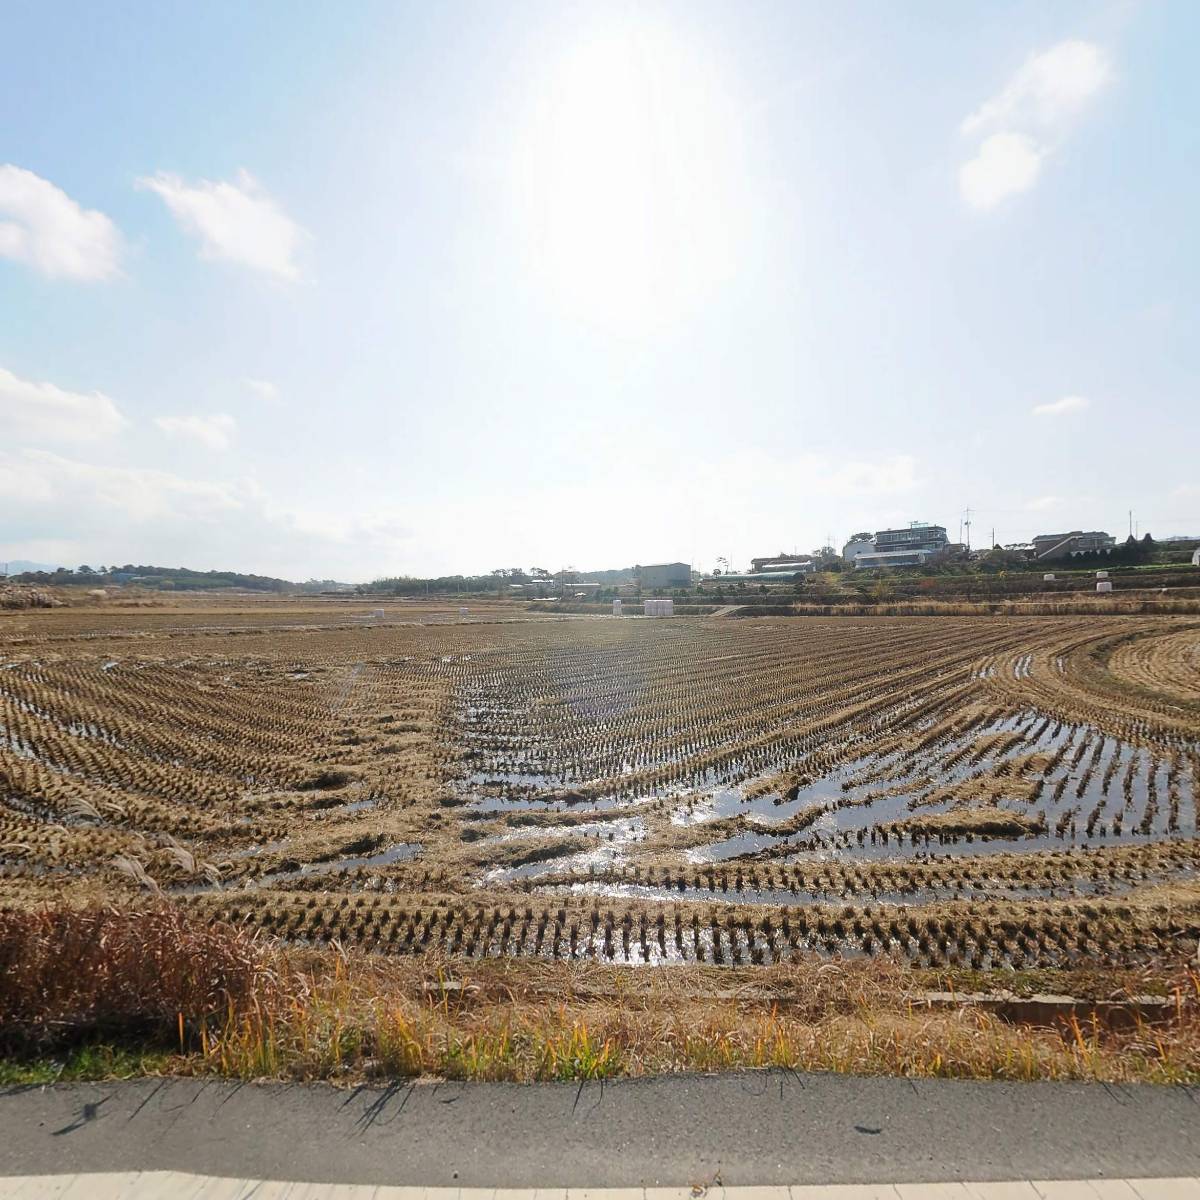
[889, 807, 1045, 840]
[2, 903, 1198, 1084]
[0, 903, 287, 1051]
[782, 598, 1200, 617]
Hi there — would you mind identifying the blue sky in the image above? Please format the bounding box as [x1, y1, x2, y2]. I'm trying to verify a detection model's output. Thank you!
[1, 0, 1197, 580]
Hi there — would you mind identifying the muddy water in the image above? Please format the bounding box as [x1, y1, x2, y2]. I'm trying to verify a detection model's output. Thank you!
[454, 679, 1199, 881]
[255, 841, 422, 887]
[476, 815, 648, 847]
[534, 864, 1169, 908]
[687, 710, 1198, 865]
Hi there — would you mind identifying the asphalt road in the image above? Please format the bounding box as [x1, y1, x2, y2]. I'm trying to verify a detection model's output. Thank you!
[1, 1072, 1198, 1188]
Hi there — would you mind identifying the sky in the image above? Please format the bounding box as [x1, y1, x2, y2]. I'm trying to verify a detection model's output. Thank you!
[1, 0, 1197, 581]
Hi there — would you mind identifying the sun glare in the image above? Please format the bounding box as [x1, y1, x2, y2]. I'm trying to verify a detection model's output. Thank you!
[513, 22, 745, 334]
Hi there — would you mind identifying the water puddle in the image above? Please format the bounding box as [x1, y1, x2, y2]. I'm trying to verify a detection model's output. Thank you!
[254, 842, 422, 887]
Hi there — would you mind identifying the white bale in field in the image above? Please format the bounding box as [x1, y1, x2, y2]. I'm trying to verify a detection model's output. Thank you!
[613, 598, 622, 616]
[662, 597, 674, 616]
[1096, 580, 1113, 593]
[372, 609, 385, 619]
[1096, 570, 1108, 579]
[1043, 573, 1056, 582]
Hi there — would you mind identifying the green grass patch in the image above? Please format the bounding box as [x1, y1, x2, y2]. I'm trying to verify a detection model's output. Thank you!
[0, 1043, 174, 1085]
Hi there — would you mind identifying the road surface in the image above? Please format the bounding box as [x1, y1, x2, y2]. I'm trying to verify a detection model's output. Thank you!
[2, 1072, 1199, 1189]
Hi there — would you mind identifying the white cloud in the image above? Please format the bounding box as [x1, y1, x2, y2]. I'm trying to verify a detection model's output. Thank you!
[962, 41, 1111, 137]
[959, 133, 1044, 210]
[0, 364, 126, 442]
[1025, 494, 1064, 511]
[154, 412, 236, 450]
[242, 378, 279, 404]
[1032, 395, 1090, 417]
[959, 40, 1110, 210]
[0, 450, 416, 581]
[136, 169, 304, 280]
[796, 453, 920, 497]
[0, 165, 121, 281]
[0, 440, 926, 583]
[0, 450, 243, 521]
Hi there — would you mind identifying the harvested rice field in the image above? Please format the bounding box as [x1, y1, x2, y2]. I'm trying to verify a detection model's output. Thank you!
[3, 599, 1199, 974]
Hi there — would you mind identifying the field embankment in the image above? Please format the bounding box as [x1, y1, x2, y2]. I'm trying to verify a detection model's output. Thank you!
[2, 904, 1198, 1085]
[731, 597, 1200, 617]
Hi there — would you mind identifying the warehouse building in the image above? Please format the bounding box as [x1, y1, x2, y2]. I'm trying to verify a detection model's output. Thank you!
[1032, 531, 1117, 560]
[637, 562, 692, 589]
[750, 553, 814, 573]
[701, 569, 811, 585]
[853, 549, 939, 570]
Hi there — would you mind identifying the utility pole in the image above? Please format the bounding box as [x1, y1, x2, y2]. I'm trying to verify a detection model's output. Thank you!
[963, 506, 972, 553]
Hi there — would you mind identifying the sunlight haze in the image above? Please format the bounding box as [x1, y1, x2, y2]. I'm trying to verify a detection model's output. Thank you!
[1, 0, 1197, 580]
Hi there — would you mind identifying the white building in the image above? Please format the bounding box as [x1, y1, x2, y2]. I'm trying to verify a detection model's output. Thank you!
[842, 533, 875, 565]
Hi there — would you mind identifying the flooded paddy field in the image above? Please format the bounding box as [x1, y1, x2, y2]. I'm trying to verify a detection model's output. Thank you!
[2, 601, 1198, 971]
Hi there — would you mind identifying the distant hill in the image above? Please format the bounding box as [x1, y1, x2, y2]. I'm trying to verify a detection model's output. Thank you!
[10, 564, 303, 592]
[1, 560, 66, 576]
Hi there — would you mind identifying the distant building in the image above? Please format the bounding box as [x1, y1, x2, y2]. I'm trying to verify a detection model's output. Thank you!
[750, 553, 814, 573]
[874, 523, 949, 555]
[853, 523, 948, 569]
[638, 562, 691, 589]
[842, 533, 874, 565]
[701, 570, 809, 585]
[854, 550, 936, 570]
[1032, 531, 1116, 560]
